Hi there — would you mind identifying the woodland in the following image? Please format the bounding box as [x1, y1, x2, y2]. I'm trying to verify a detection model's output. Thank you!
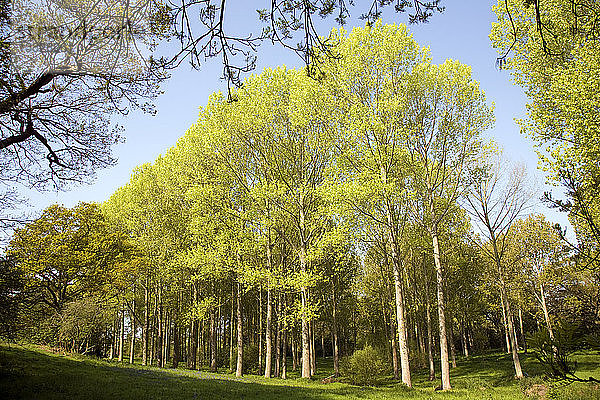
[1, 1, 600, 399]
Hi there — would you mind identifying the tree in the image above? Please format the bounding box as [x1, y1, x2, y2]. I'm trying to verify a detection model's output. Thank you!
[8, 202, 135, 313]
[404, 60, 494, 390]
[491, 0, 600, 268]
[1, 0, 166, 189]
[0, 0, 443, 195]
[464, 157, 532, 378]
[512, 214, 569, 340]
[321, 21, 430, 387]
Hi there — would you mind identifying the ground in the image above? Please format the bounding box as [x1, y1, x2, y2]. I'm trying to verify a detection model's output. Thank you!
[1, 344, 599, 399]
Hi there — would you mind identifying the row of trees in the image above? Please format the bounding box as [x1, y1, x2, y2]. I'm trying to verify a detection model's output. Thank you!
[4, 20, 598, 390]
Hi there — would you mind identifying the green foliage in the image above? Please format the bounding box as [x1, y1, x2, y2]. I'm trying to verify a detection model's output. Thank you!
[55, 296, 114, 356]
[491, 0, 600, 265]
[8, 203, 136, 313]
[341, 345, 389, 386]
[0, 255, 24, 339]
[528, 323, 600, 383]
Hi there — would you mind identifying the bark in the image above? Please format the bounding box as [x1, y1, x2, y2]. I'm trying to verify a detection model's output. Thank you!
[129, 299, 136, 364]
[392, 256, 411, 386]
[448, 318, 457, 368]
[425, 290, 435, 381]
[118, 304, 125, 363]
[539, 283, 554, 340]
[258, 289, 263, 376]
[143, 284, 149, 366]
[236, 282, 243, 377]
[500, 296, 511, 353]
[282, 320, 288, 380]
[210, 309, 217, 372]
[518, 308, 527, 353]
[310, 320, 316, 375]
[275, 292, 282, 377]
[300, 260, 311, 377]
[390, 244, 412, 387]
[291, 331, 297, 371]
[390, 317, 400, 380]
[461, 319, 469, 358]
[500, 278, 524, 378]
[432, 230, 451, 390]
[264, 289, 273, 378]
[332, 284, 340, 377]
[230, 284, 235, 372]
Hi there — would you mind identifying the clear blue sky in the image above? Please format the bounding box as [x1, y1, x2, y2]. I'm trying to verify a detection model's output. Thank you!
[23, 0, 570, 231]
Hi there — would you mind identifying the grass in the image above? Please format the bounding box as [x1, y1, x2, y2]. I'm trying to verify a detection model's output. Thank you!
[1, 344, 599, 399]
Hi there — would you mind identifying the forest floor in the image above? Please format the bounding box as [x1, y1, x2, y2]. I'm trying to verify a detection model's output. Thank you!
[1, 344, 599, 400]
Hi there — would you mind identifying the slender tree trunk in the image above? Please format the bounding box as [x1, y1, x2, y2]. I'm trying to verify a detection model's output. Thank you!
[264, 289, 273, 377]
[332, 285, 340, 377]
[391, 245, 411, 387]
[310, 319, 316, 375]
[236, 282, 243, 377]
[500, 277, 523, 379]
[143, 284, 149, 366]
[390, 316, 400, 380]
[282, 320, 287, 380]
[258, 289, 263, 376]
[292, 330, 297, 372]
[300, 248, 311, 378]
[275, 292, 282, 377]
[118, 303, 125, 363]
[426, 289, 435, 381]
[539, 283, 554, 340]
[109, 320, 115, 360]
[448, 318, 457, 368]
[500, 297, 511, 353]
[519, 308, 527, 353]
[230, 283, 235, 373]
[431, 230, 451, 390]
[461, 319, 469, 358]
[130, 298, 136, 364]
[210, 309, 217, 372]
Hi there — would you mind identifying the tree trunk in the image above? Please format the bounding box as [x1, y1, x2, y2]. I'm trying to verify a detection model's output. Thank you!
[264, 289, 273, 377]
[332, 285, 340, 377]
[500, 278, 523, 379]
[118, 303, 125, 363]
[390, 316, 400, 380]
[539, 283, 554, 340]
[426, 290, 435, 381]
[129, 298, 136, 364]
[300, 252, 311, 378]
[500, 296, 511, 353]
[275, 292, 282, 377]
[236, 281, 243, 377]
[143, 284, 149, 366]
[292, 330, 298, 372]
[210, 308, 217, 372]
[391, 244, 412, 387]
[310, 319, 316, 376]
[519, 308, 527, 353]
[448, 318, 457, 368]
[258, 288, 263, 376]
[461, 319, 469, 358]
[431, 230, 451, 390]
[282, 320, 288, 380]
[230, 284, 235, 373]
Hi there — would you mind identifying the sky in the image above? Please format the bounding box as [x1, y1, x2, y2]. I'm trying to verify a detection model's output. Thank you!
[22, 0, 571, 232]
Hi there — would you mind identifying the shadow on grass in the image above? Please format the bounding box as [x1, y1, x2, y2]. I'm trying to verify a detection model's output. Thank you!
[1, 345, 406, 400]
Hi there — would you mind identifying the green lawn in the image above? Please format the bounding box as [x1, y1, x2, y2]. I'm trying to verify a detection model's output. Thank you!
[1, 344, 599, 399]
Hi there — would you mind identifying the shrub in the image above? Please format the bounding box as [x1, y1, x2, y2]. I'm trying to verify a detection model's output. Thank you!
[341, 345, 389, 386]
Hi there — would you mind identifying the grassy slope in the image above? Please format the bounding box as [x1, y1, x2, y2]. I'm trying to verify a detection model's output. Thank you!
[1, 344, 599, 400]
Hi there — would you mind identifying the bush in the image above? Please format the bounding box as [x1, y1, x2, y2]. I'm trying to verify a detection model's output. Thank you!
[341, 345, 389, 386]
